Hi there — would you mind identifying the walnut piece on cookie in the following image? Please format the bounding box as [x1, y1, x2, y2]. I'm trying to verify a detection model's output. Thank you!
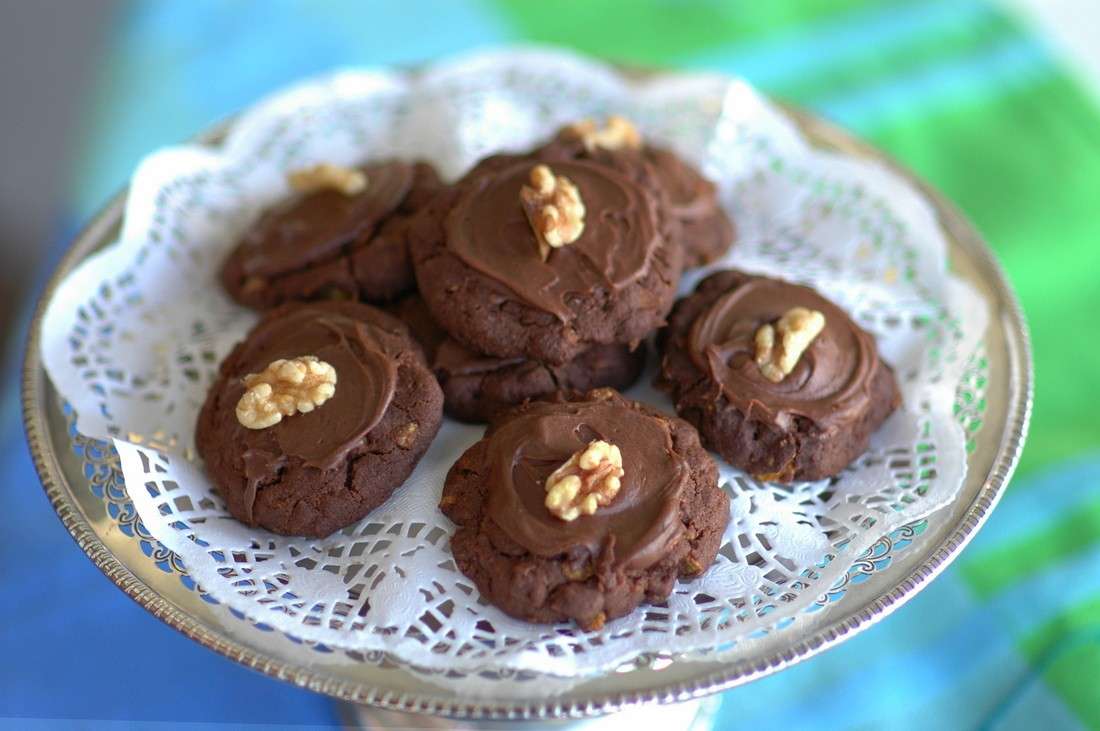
[544, 439, 624, 521]
[563, 115, 642, 152]
[519, 164, 586, 261]
[235, 355, 337, 429]
[287, 163, 368, 196]
[754, 306, 826, 383]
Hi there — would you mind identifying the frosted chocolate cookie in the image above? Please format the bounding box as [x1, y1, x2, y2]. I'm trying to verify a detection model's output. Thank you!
[222, 160, 440, 309]
[410, 155, 683, 365]
[196, 300, 443, 537]
[439, 389, 729, 629]
[656, 270, 901, 482]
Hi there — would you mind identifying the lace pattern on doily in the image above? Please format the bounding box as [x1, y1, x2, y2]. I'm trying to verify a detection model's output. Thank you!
[65, 336, 985, 696]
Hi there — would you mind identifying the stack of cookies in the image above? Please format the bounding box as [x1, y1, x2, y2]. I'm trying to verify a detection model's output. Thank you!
[202, 158, 447, 538]
[196, 115, 901, 629]
[401, 117, 734, 423]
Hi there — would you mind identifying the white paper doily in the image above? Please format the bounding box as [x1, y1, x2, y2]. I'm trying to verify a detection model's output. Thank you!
[40, 48, 987, 688]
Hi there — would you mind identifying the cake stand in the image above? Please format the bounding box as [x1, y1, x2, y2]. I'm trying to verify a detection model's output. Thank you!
[22, 100, 1031, 728]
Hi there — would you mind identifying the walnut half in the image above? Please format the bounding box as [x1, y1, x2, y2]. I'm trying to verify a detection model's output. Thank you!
[520, 164, 586, 261]
[754, 307, 826, 383]
[235, 356, 337, 429]
[563, 115, 642, 152]
[544, 440, 624, 522]
[287, 163, 368, 196]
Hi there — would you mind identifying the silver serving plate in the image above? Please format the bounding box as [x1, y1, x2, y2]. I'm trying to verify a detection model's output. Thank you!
[22, 101, 1031, 723]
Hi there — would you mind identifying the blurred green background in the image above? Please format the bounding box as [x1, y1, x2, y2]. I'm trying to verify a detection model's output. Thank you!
[2, 1, 1098, 728]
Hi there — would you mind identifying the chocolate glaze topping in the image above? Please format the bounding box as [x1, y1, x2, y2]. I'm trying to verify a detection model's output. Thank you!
[484, 398, 687, 570]
[232, 305, 397, 499]
[238, 161, 415, 279]
[688, 277, 877, 430]
[445, 159, 661, 321]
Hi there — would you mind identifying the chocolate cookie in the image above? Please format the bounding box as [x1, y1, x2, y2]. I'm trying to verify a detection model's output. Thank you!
[656, 270, 901, 482]
[222, 160, 441, 309]
[435, 338, 646, 423]
[539, 121, 735, 267]
[440, 389, 729, 629]
[196, 300, 443, 537]
[384, 293, 447, 362]
[410, 154, 683, 365]
[386, 294, 647, 422]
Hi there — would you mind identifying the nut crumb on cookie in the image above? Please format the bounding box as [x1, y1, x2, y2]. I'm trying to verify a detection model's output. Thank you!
[544, 439, 624, 521]
[287, 163, 368, 196]
[519, 164, 586, 261]
[235, 355, 337, 429]
[394, 421, 419, 448]
[754, 306, 825, 383]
